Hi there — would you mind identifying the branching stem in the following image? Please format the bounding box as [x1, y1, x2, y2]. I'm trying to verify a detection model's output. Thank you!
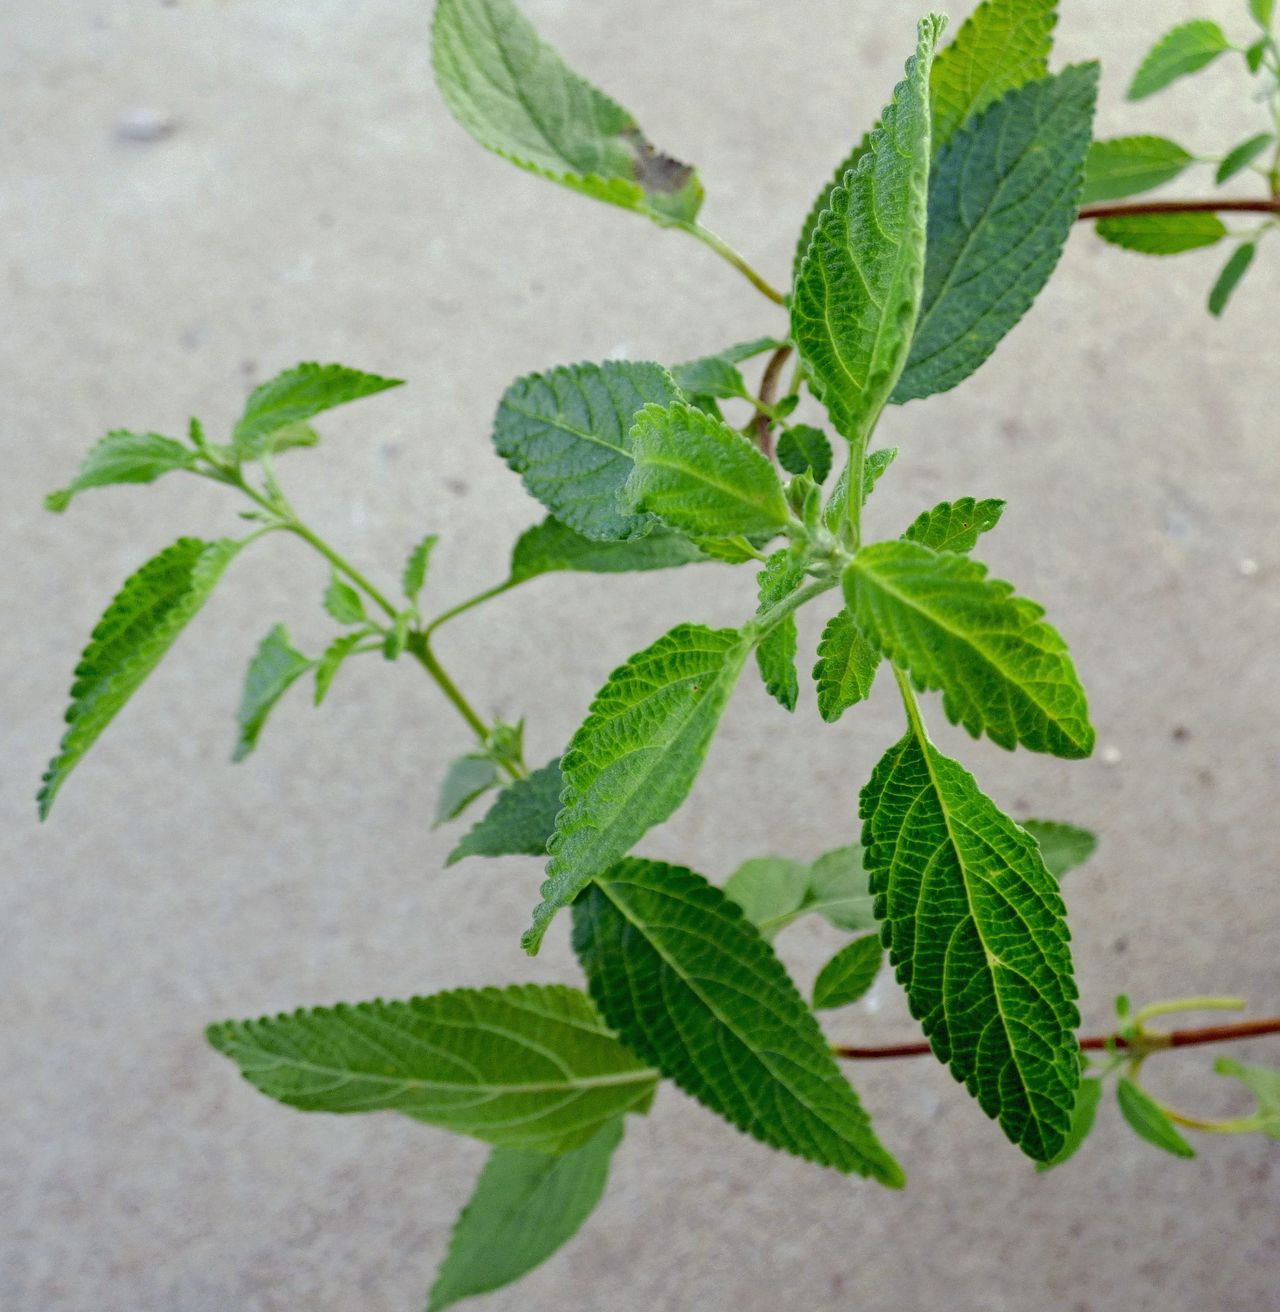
[1077, 197, 1280, 221]
[679, 222, 787, 305]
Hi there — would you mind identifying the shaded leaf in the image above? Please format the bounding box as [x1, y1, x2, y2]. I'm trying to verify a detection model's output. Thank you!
[1116, 1078, 1196, 1157]
[1095, 211, 1228, 254]
[45, 431, 196, 512]
[1036, 1077, 1102, 1171]
[509, 516, 707, 581]
[1209, 243, 1258, 317]
[233, 625, 312, 762]
[447, 758, 564, 865]
[812, 608, 881, 724]
[777, 425, 833, 483]
[724, 845, 876, 938]
[1128, 20, 1231, 101]
[1020, 820, 1097, 879]
[754, 550, 804, 712]
[435, 755, 500, 826]
[1214, 1058, 1280, 1139]
[813, 936, 883, 1011]
[1081, 136, 1195, 204]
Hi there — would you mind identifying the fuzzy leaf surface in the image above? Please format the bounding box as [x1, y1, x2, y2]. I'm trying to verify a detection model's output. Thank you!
[812, 609, 881, 724]
[232, 363, 401, 456]
[792, 17, 941, 442]
[233, 625, 312, 762]
[1081, 136, 1195, 204]
[844, 540, 1094, 757]
[754, 551, 804, 712]
[777, 425, 833, 483]
[38, 537, 242, 818]
[861, 730, 1081, 1160]
[1095, 212, 1227, 254]
[494, 361, 679, 541]
[431, 0, 702, 225]
[1020, 820, 1097, 879]
[902, 497, 1006, 553]
[428, 1119, 623, 1312]
[1209, 243, 1257, 317]
[448, 758, 564, 865]
[45, 431, 197, 512]
[206, 984, 657, 1153]
[1127, 20, 1231, 100]
[573, 858, 903, 1184]
[625, 403, 791, 539]
[813, 937, 884, 1011]
[893, 65, 1098, 403]
[527, 624, 751, 951]
[670, 338, 779, 401]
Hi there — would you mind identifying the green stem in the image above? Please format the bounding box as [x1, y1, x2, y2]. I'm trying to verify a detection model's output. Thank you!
[1134, 996, 1246, 1026]
[748, 574, 839, 637]
[893, 664, 929, 743]
[679, 222, 787, 306]
[283, 520, 402, 621]
[406, 635, 493, 746]
[423, 578, 522, 640]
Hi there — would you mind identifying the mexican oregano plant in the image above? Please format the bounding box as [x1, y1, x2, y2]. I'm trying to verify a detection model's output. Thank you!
[38, 1, 1280, 1306]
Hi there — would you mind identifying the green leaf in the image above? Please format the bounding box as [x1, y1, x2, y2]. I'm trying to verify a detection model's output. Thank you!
[1116, 1078, 1196, 1158]
[314, 631, 367, 705]
[427, 1119, 623, 1312]
[402, 533, 439, 603]
[1217, 132, 1274, 184]
[892, 65, 1099, 404]
[844, 540, 1094, 757]
[754, 551, 804, 712]
[38, 537, 242, 819]
[1095, 212, 1228, 255]
[1247, 38, 1269, 73]
[323, 572, 367, 626]
[494, 360, 680, 541]
[685, 533, 774, 565]
[232, 362, 402, 457]
[435, 754, 500, 826]
[1036, 1076, 1102, 1171]
[861, 731, 1081, 1160]
[573, 859, 903, 1184]
[1214, 1058, 1280, 1139]
[1209, 242, 1258, 317]
[792, 132, 873, 284]
[930, 0, 1059, 150]
[1020, 820, 1097, 879]
[723, 845, 876, 939]
[813, 936, 883, 1011]
[1081, 136, 1195, 204]
[792, 17, 942, 442]
[45, 431, 197, 512]
[1250, 0, 1276, 30]
[812, 608, 881, 724]
[206, 984, 658, 1153]
[447, 758, 564, 865]
[526, 624, 752, 953]
[669, 339, 779, 401]
[902, 497, 1006, 553]
[806, 844, 878, 932]
[777, 425, 833, 483]
[821, 447, 898, 534]
[509, 515, 707, 581]
[1128, 20, 1231, 101]
[383, 610, 411, 660]
[624, 403, 792, 539]
[233, 625, 312, 762]
[431, 0, 702, 226]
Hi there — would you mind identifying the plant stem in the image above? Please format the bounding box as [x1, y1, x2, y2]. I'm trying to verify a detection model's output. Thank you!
[751, 344, 793, 456]
[1133, 996, 1245, 1025]
[834, 1016, 1280, 1060]
[1077, 198, 1280, 221]
[283, 519, 401, 621]
[406, 635, 493, 746]
[679, 222, 787, 305]
[749, 575, 839, 636]
[423, 578, 522, 640]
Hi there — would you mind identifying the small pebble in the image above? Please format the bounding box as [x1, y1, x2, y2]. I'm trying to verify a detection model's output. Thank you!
[115, 107, 176, 143]
[1238, 557, 1259, 577]
[1101, 745, 1122, 766]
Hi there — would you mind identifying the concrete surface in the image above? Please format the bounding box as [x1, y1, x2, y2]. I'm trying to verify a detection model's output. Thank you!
[4, 1, 1278, 1309]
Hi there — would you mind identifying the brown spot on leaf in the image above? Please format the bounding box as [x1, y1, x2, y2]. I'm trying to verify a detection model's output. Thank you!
[622, 127, 694, 196]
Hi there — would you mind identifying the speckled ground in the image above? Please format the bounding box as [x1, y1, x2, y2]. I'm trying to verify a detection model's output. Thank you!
[4, 1, 1277, 1309]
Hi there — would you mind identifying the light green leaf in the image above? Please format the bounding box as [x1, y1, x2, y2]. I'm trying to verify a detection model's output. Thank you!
[232, 362, 402, 457]
[1214, 1058, 1280, 1139]
[792, 131, 873, 284]
[494, 360, 680, 541]
[1128, 20, 1231, 101]
[447, 758, 564, 865]
[669, 338, 780, 401]
[1116, 1078, 1196, 1158]
[431, 0, 702, 226]
[1217, 133, 1274, 184]
[402, 533, 439, 603]
[1251, 0, 1276, 30]
[314, 631, 367, 705]
[383, 611, 411, 660]
[1081, 136, 1195, 204]
[624, 402, 792, 539]
[427, 1119, 623, 1312]
[435, 755, 500, 826]
[777, 425, 833, 483]
[1209, 242, 1258, 317]
[806, 844, 878, 931]
[813, 608, 881, 724]
[573, 858, 903, 1184]
[509, 515, 707, 581]
[206, 984, 658, 1153]
[38, 537, 242, 819]
[892, 65, 1099, 404]
[1095, 211, 1228, 254]
[685, 533, 774, 565]
[1036, 1076, 1103, 1171]
[526, 624, 752, 952]
[233, 625, 312, 762]
[323, 572, 367, 626]
[754, 551, 804, 712]
[861, 730, 1081, 1160]
[813, 937, 883, 1011]
[821, 447, 898, 534]
[724, 846, 876, 938]
[931, 0, 1058, 149]
[902, 497, 1006, 553]
[45, 431, 197, 512]
[792, 16, 942, 442]
[1020, 820, 1097, 879]
[844, 540, 1094, 757]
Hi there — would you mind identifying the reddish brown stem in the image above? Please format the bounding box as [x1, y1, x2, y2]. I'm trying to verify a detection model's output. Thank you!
[834, 1016, 1280, 1061]
[751, 344, 793, 459]
[1077, 198, 1280, 221]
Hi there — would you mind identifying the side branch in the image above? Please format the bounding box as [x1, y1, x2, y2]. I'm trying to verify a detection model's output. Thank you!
[752, 344, 793, 457]
[1078, 198, 1280, 221]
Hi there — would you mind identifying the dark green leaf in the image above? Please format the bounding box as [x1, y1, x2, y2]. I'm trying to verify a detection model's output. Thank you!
[1216, 132, 1274, 183]
[402, 533, 439, 603]
[754, 551, 805, 712]
[1116, 1078, 1196, 1157]
[892, 65, 1099, 403]
[435, 754, 500, 826]
[1081, 136, 1195, 204]
[1020, 820, 1098, 879]
[508, 515, 707, 580]
[812, 608, 881, 724]
[233, 625, 312, 762]
[813, 936, 883, 1011]
[314, 631, 367, 705]
[777, 425, 833, 482]
[1209, 243, 1258, 317]
[323, 572, 366, 626]
[1247, 38, 1268, 72]
[428, 1120, 624, 1312]
[1036, 1077, 1103, 1171]
[573, 858, 903, 1184]
[1128, 21, 1231, 101]
[1096, 212, 1228, 254]
[669, 339, 779, 401]
[447, 757, 564, 865]
[431, 0, 703, 226]
[38, 537, 242, 818]
[45, 431, 197, 512]
[901, 497, 1006, 553]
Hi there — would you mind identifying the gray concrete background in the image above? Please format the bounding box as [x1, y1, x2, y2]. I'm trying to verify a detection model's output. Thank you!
[4, 1, 1278, 1308]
